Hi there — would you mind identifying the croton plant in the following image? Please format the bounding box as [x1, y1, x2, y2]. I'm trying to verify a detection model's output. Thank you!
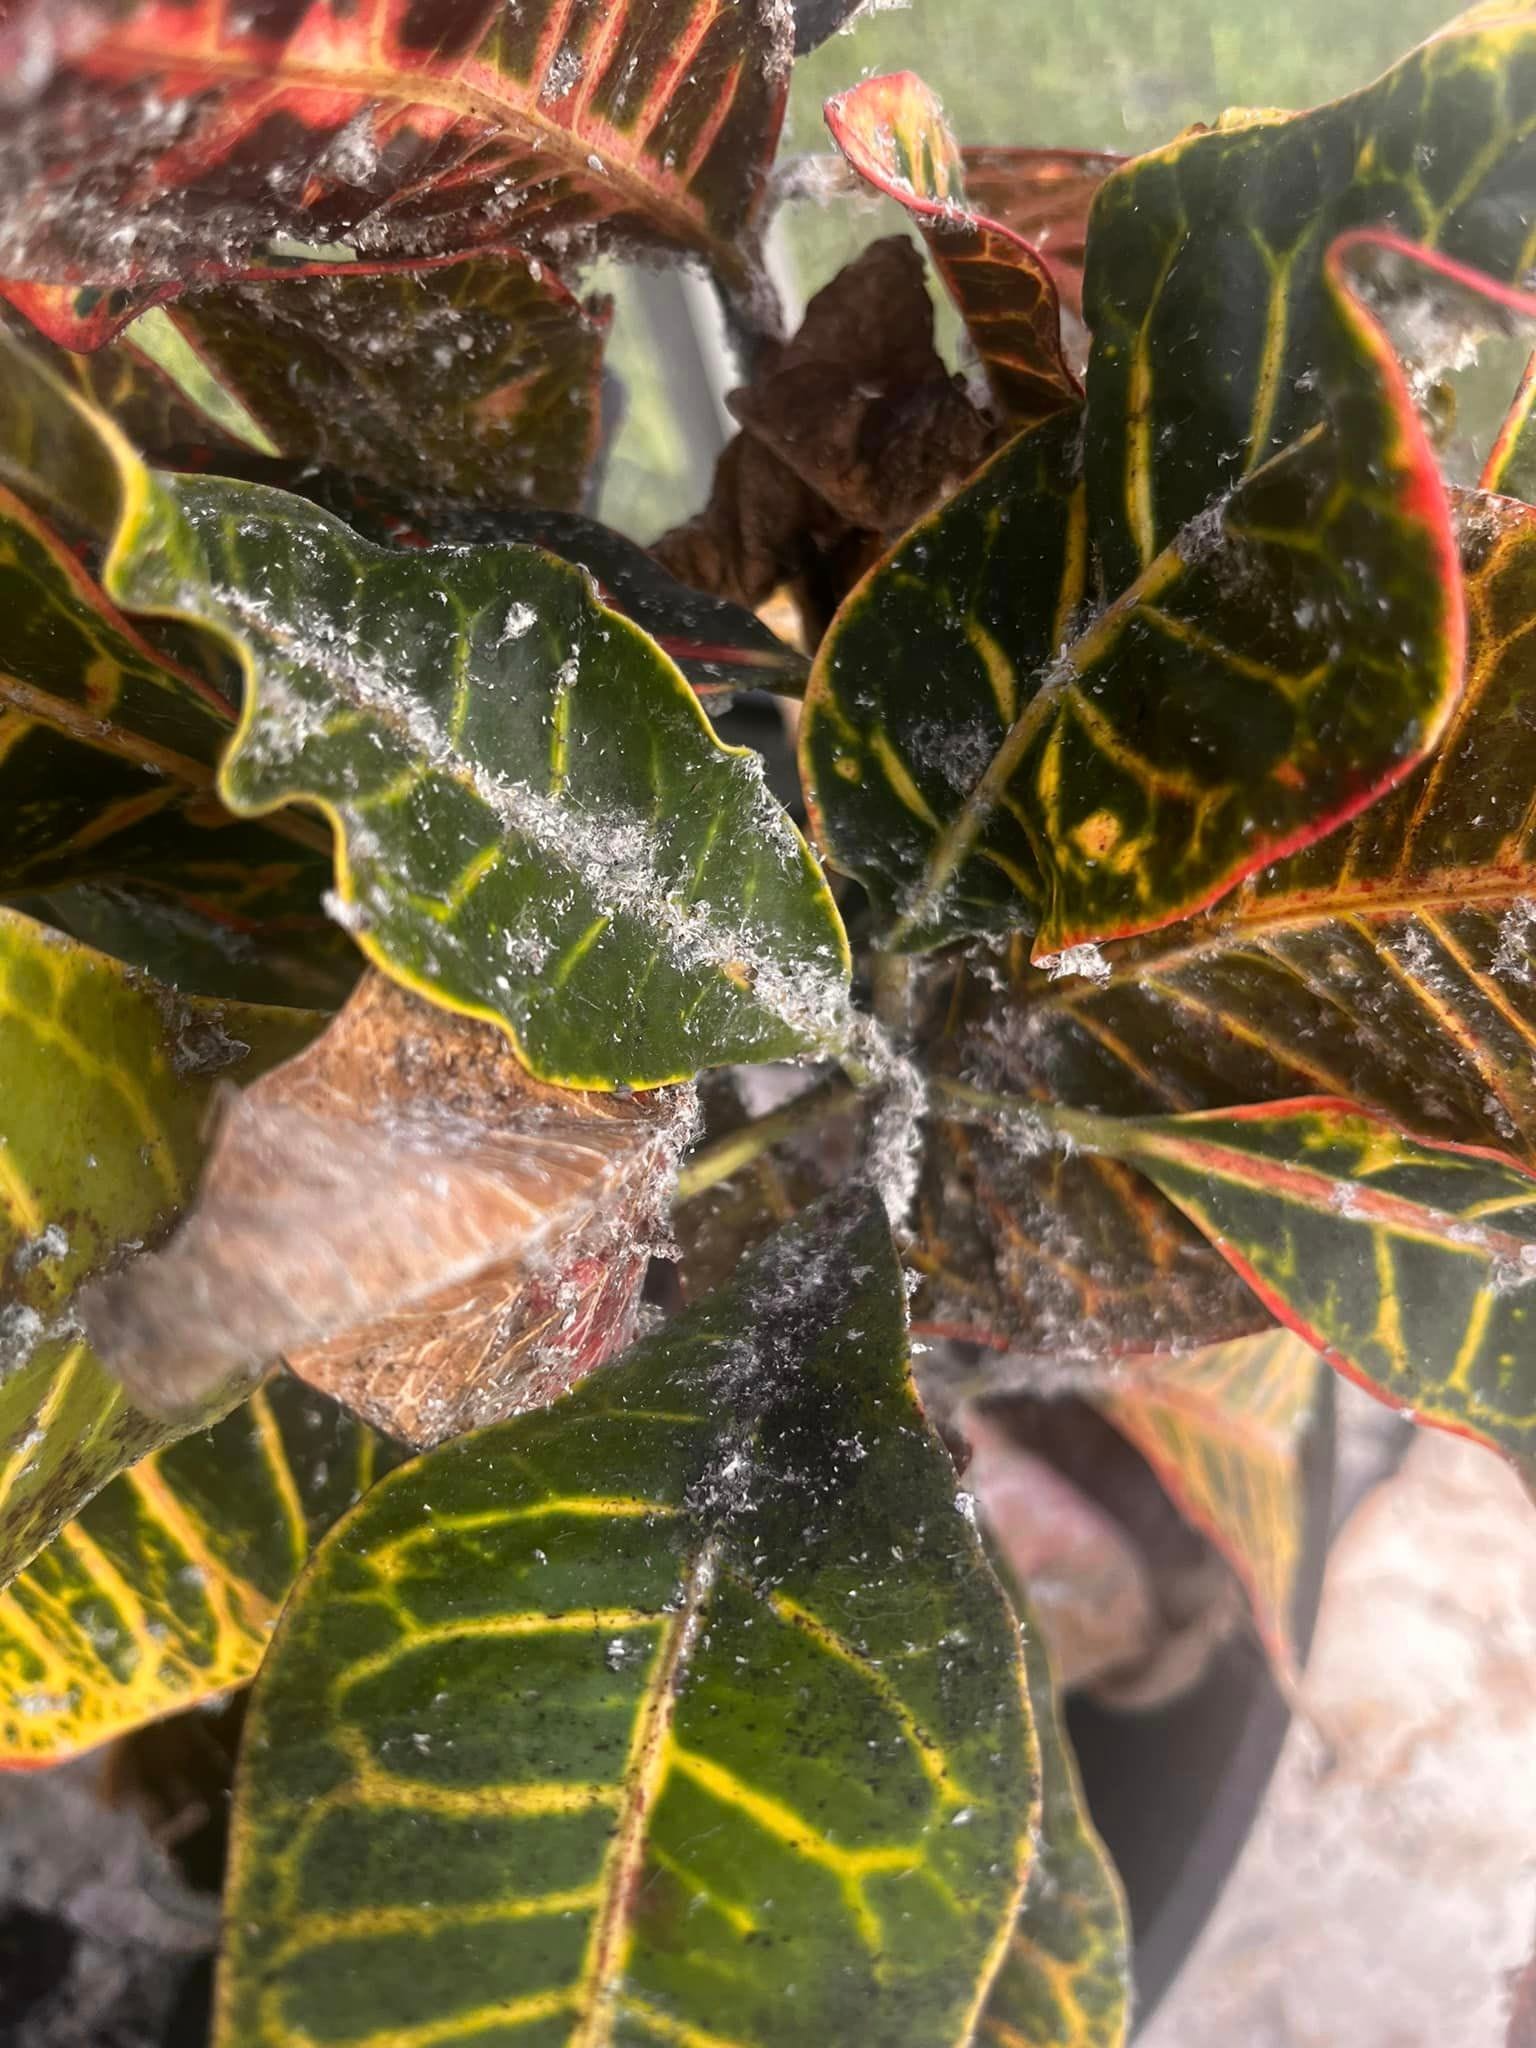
[0, 0, 1534, 2042]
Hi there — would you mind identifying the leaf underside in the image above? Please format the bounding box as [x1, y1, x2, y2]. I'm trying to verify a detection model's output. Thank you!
[218, 1193, 1035, 2048]
[824, 73, 1080, 425]
[0, 907, 319, 1591]
[1098, 1329, 1320, 1672]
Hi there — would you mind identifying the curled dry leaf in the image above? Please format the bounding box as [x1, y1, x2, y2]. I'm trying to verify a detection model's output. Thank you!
[81, 974, 695, 1447]
[654, 236, 994, 609]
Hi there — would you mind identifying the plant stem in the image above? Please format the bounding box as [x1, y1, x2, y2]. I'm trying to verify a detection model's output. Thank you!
[674, 1070, 862, 1202]
[928, 1075, 1121, 1152]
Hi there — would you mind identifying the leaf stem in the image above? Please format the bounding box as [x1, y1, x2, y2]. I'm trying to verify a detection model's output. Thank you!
[928, 1074, 1121, 1152]
[674, 1070, 863, 1202]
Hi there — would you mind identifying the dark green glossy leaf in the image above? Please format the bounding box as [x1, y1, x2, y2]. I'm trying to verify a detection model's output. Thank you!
[219, 1192, 1035, 2048]
[1067, 1095, 1536, 1458]
[801, 237, 1462, 956]
[978, 1581, 1129, 2048]
[105, 469, 851, 1088]
[0, 908, 320, 1590]
[0, 1376, 394, 1766]
[988, 495, 1536, 1173]
[1085, 7, 1536, 585]
[0, 0, 790, 339]
[825, 74, 1080, 424]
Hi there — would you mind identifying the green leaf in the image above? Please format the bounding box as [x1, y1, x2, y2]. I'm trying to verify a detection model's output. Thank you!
[104, 469, 851, 1089]
[1067, 1095, 1536, 1459]
[0, 0, 791, 336]
[0, 908, 320, 1589]
[1097, 1330, 1321, 1673]
[218, 1192, 1035, 2048]
[824, 74, 1081, 425]
[158, 250, 609, 514]
[311, 492, 813, 702]
[801, 234, 1460, 956]
[1085, 7, 1536, 586]
[0, 1376, 394, 1766]
[988, 494, 1536, 1171]
[977, 1592, 1130, 2048]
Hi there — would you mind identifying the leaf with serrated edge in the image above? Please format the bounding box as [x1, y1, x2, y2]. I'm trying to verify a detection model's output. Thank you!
[824, 75, 1080, 424]
[801, 232, 1464, 958]
[0, 1377, 394, 1767]
[0, 908, 319, 1590]
[1085, 6, 1536, 587]
[1069, 1096, 1536, 1459]
[0, 0, 790, 336]
[977, 1572, 1130, 2048]
[103, 467, 850, 1089]
[216, 1192, 1034, 2048]
[993, 494, 1536, 1178]
[1098, 1329, 1320, 1674]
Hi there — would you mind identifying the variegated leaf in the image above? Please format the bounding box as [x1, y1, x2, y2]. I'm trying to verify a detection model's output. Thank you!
[0, 908, 319, 1589]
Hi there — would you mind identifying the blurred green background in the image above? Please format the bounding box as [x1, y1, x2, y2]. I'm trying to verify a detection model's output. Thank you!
[595, 0, 1460, 540]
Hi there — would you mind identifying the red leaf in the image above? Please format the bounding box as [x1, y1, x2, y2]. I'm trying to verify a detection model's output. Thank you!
[0, 0, 790, 330]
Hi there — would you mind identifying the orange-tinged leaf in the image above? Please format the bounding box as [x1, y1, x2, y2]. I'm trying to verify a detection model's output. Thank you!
[825, 73, 1080, 425]
[1097, 1329, 1321, 1673]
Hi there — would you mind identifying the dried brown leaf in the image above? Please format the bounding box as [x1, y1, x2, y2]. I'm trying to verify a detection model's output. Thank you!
[654, 237, 994, 609]
[82, 975, 694, 1446]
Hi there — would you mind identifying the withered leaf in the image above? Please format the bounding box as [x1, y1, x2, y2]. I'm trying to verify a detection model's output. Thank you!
[81, 975, 694, 1447]
[654, 237, 995, 609]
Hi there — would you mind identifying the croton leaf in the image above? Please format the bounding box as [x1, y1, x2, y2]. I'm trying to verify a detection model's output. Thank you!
[322, 491, 812, 700]
[218, 1191, 1035, 2048]
[1085, 5, 1536, 587]
[959, 148, 1124, 327]
[153, 249, 609, 514]
[1064, 1096, 1536, 1459]
[977, 1582, 1130, 2048]
[0, 0, 791, 333]
[1482, 347, 1536, 504]
[994, 493, 1536, 1173]
[801, 232, 1461, 957]
[102, 466, 851, 1088]
[87, 973, 693, 1444]
[1096, 1329, 1321, 1673]
[0, 908, 319, 1591]
[824, 74, 1080, 426]
[0, 331, 354, 996]
[0, 1377, 391, 1768]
